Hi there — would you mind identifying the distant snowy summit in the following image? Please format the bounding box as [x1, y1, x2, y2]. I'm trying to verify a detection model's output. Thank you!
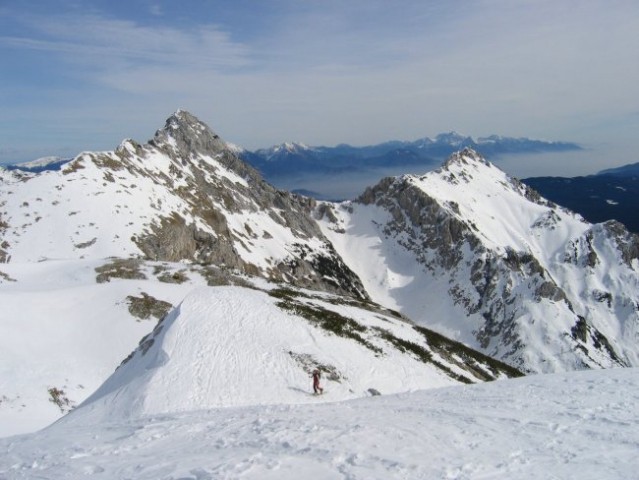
[240, 132, 581, 178]
[5, 155, 71, 173]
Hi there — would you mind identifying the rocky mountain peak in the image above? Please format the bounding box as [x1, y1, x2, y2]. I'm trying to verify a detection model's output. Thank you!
[319, 146, 639, 373]
[434, 131, 471, 145]
[149, 110, 228, 159]
[441, 147, 490, 170]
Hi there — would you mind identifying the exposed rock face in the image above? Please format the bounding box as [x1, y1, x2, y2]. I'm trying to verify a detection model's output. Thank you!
[150, 110, 229, 158]
[359, 175, 480, 270]
[131, 113, 368, 298]
[600, 220, 639, 267]
[319, 148, 639, 373]
[0, 110, 367, 299]
[149, 110, 260, 183]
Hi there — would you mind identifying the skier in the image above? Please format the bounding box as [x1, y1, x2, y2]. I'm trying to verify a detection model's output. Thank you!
[312, 369, 323, 395]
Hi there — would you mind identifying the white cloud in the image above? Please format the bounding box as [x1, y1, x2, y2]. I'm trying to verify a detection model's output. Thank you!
[1, 13, 250, 70]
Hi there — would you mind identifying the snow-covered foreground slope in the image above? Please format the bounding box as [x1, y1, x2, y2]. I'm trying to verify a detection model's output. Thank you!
[0, 259, 211, 437]
[71, 285, 517, 423]
[2, 368, 637, 480]
[0, 258, 518, 437]
[2, 110, 639, 451]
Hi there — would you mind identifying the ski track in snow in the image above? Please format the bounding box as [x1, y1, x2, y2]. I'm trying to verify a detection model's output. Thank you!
[1, 368, 638, 479]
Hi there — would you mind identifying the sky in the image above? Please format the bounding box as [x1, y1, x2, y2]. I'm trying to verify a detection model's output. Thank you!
[1, 0, 638, 176]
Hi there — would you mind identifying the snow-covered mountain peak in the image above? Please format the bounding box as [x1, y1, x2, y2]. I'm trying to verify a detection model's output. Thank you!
[280, 141, 310, 152]
[0, 111, 368, 298]
[149, 110, 229, 159]
[319, 149, 639, 373]
[359, 148, 521, 222]
[256, 141, 314, 162]
[440, 147, 490, 170]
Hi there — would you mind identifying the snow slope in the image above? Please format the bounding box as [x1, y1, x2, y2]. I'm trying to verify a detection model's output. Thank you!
[318, 149, 639, 373]
[1, 367, 637, 479]
[0, 258, 517, 437]
[0, 259, 212, 437]
[71, 285, 517, 424]
[2, 111, 638, 451]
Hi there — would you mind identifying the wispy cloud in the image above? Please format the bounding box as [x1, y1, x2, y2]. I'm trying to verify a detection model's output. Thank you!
[149, 3, 163, 17]
[1, 13, 251, 70]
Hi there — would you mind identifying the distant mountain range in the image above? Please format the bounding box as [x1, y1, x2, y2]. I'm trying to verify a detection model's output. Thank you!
[4, 156, 71, 173]
[6, 133, 580, 179]
[6, 133, 637, 234]
[238, 136, 637, 235]
[523, 163, 639, 233]
[234, 135, 639, 235]
[237, 133, 581, 178]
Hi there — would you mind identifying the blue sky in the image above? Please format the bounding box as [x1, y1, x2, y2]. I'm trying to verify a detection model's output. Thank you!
[1, 0, 638, 175]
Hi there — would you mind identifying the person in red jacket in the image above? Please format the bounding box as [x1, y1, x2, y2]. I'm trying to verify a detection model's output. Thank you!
[312, 369, 323, 394]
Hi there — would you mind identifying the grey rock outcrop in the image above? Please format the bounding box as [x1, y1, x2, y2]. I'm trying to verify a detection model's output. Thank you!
[332, 148, 638, 373]
[114, 111, 367, 299]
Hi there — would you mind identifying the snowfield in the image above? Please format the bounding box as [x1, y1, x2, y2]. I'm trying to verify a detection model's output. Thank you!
[1, 270, 636, 479]
[0, 259, 516, 438]
[0, 259, 205, 437]
[1, 367, 637, 479]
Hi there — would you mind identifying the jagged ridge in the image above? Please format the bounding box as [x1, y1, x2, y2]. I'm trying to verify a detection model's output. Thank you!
[318, 148, 639, 373]
[0, 110, 366, 298]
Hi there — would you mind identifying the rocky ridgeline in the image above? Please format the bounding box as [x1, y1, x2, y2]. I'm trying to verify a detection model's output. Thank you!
[0, 111, 366, 299]
[320, 148, 639, 372]
[138, 112, 367, 298]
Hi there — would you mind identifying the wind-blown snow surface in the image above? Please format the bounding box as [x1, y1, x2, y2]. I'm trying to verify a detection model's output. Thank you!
[70, 285, 511, 423]
[0, 259, 208, 437]
[1, 368, 637, 479]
